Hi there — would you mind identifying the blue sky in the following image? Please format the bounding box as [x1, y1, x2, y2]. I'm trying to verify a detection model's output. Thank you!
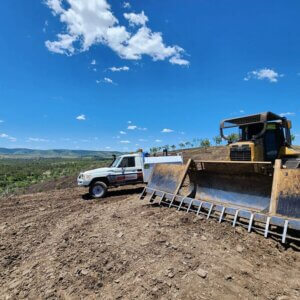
[0, 0, 300, 151]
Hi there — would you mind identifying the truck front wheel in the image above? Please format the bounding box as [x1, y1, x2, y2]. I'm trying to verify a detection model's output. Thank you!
[89, 181, 108, 198]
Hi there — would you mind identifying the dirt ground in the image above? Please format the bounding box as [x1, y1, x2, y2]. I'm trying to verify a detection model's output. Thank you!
[1, 184, 300, 300]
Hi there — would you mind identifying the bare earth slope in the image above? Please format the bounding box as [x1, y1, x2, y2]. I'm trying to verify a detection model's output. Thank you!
[1, 185, 299, 299]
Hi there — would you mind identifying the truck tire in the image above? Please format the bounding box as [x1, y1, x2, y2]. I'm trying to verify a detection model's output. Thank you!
[89, 181, 108, 198]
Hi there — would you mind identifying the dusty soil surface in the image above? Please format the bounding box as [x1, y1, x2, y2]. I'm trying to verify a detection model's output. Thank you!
[19, 176, 78, 196]
[1, 185, 300, 300]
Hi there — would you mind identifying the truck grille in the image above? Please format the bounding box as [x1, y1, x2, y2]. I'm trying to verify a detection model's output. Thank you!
[230, 146, 251, 161]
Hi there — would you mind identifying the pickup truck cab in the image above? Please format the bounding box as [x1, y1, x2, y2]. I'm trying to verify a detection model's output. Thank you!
[77, 152, 182, 198]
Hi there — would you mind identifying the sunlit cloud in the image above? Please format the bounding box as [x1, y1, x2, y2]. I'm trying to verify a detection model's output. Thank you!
[0, 133, 16, 142]
[76, 114, 86, 121]
[244, 68, 283, 83]
[161, 128, 174, 133]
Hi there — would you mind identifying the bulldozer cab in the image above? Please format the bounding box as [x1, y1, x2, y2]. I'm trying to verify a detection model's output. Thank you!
[240, 122, 285, 161]
[221, 112, 291, 162]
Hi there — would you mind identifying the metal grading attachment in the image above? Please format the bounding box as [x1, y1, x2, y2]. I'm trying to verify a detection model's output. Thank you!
[140, 159, 300, 244]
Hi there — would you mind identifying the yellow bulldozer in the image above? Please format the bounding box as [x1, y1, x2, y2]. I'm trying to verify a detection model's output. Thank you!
[140, 112, 300, 243]
[221, 111, 299, 166]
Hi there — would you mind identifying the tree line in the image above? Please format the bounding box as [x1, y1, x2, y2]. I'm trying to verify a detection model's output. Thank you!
[149, 133, 296, 154]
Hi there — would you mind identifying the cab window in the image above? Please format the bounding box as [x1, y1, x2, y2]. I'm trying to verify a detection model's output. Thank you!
[119, 157, 135, 168]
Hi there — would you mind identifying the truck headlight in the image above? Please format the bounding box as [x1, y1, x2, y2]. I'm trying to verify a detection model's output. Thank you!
[84, 174, 92, 180]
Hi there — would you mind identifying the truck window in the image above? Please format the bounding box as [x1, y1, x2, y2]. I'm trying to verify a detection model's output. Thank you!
[111, 156, 121, 167]
[119, 157, 135, 168]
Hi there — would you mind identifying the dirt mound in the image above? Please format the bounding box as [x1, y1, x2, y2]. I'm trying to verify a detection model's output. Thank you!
[0, 186, 299, 299]
[166, 146, 229, 162]
[23, 176, 78, 195]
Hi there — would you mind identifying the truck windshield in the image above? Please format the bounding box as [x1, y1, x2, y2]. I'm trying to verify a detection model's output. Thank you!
[111, 157, 122, 167]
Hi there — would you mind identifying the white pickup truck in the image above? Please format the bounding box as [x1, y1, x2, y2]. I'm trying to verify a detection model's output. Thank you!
[77, 152, 182, 198]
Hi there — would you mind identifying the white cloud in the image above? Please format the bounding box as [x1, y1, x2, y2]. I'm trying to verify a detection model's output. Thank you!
[117, 27, 186, 62]
[28, 138, 49, 142]
[46, 0, 64, 15]
[120, 131, 127, 134]
[91, 59, 96, 65]
[244, 68, 283, 83]
[124, 11, 148, 26]
[45, 33, 76, 55]
[109, 66, 129, 72]
[0, 120, 4, 123]
[105, 146, 111, 149]
[76, 114, 86, 121]
[120, 140, 130, 144]
[127, 120, 132, 124]
[123, 2, 131, 9]
[127, 124, 147, 131]
[155, 139, 162, 143]
[104, 77, 113, 84]
[0, 133, 16, 142]
[45, 0, 189, 65]
[161, 128, 174, 133]
[240, 110, 245, 113]
[280, 112, 296, 117]
[169, 55, 189, 66]
[138, 138, 147, 142]
[97, 77, 115, 84]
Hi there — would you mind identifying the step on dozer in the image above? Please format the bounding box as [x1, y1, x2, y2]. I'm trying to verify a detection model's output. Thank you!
[140, 112, 300, 244]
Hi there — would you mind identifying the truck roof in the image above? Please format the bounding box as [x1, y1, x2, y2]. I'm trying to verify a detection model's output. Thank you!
[144, 156, 183, 164]
[119, 152, 143, 158]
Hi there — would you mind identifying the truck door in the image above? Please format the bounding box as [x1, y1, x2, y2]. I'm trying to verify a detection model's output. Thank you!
[118, 156, 140, 184]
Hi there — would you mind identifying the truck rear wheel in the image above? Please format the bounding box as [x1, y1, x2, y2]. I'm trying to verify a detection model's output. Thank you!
[89, 181, 107, 198]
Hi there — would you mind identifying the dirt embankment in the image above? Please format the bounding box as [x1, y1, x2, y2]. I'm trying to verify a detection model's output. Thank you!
[166, 146, 229, 162]
[171, 145, 300, 162]
[0, 184, 299, 299]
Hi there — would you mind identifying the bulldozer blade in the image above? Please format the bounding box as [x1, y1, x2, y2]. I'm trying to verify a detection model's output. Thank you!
[189, 161, 274, 212]
[147, 163, 189, 195]
[141, 159, 300, 243]
[269, 161, 300, 218]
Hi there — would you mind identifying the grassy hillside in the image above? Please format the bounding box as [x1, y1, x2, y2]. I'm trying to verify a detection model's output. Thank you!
[0, 157, 111, 197]
[0, 148, 123, 159]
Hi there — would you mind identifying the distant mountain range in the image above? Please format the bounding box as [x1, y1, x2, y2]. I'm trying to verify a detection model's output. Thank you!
[0, 148, 123, 159]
